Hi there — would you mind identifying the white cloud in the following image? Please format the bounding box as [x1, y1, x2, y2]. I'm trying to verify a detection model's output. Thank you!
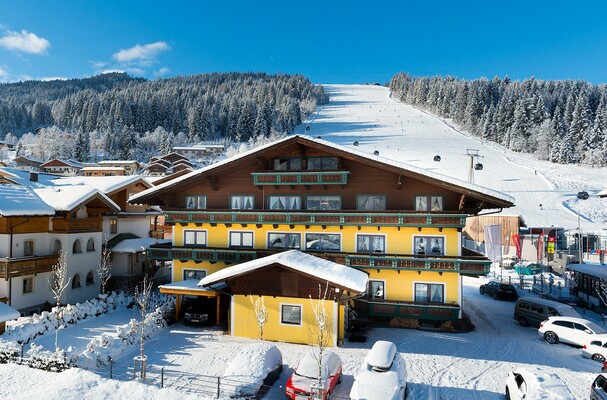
[112, 41, 170, 65]
[39, 76, 67, 82]
[154, 67, 170, 77]
[0, 30, 50, 54]
[0, 65, 31, 82]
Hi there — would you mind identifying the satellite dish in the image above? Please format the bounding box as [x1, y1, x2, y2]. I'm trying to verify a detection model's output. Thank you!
[434, 155, 441, 162]
[373, 150, 379, 156]
[353, 141, 359, 146]
[474, 163, 483, 170]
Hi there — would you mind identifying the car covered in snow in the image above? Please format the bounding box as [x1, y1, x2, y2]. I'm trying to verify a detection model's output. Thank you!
[505, 368, 573, 399]
[538, 316, 607, 347]
[221, 343, 283, 398]
[350, 340, 407, 400]
[285, 350, 342, 400]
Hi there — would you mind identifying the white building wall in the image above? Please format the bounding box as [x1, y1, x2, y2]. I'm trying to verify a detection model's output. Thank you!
[1, 272, 53, 314]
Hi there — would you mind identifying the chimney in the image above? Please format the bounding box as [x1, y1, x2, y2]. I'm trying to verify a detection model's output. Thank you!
[29, 171, 39, 182]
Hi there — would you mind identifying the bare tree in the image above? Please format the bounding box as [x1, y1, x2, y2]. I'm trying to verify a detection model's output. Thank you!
[134, 275, 153, 380]
[97, 237, 112, 295]
[49, 250, 71, 350]
[308, 282, 334, 399]
[249, 295, 268, 340]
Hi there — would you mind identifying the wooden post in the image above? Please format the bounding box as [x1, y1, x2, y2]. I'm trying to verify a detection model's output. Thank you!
[216, 295, 221, 326]
[175, 294, 180, 322]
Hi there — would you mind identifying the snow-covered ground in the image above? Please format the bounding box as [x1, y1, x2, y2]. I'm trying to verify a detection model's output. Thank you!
[296, 84, 607, 230]
[1, 277, 603, 399]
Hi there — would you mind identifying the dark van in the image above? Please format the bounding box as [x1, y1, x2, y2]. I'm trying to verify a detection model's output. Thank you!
[513, 297, 580, 327]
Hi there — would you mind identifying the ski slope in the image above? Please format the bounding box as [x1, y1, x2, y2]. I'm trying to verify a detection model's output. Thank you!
[296, 84, 607, 230]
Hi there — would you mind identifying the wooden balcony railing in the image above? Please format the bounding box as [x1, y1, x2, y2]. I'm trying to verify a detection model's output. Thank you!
[251, 170, 350, 186]
[147, 245, 490, 275]
[0, 254, 59, 279]
[165, 211, 467, 229]
[355, 298, 461, 321]
[52, 218, 102, 233]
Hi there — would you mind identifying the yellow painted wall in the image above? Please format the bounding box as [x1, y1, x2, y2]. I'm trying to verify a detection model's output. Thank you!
[172, 260, 230, 282]
[365, 269, 460, 304]
[173, 223, 459, 255]
[232, 295, 342, 346]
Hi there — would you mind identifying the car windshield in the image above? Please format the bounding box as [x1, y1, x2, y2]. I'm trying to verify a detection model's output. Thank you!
[587, 321, 607, 334]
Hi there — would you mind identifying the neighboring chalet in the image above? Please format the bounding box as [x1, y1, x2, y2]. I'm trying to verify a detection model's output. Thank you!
[132, 135, 514, 335]
[81, 166, 127, 177]
[97, 160, 140, 175]
[173, 144, 225, 163]
[144, 153, 197, 176]
[13, 156, 43, 171]
[40, 159, 83, 175]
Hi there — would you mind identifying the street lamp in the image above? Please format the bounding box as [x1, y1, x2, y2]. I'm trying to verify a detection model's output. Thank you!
[577, 191, 589, 264]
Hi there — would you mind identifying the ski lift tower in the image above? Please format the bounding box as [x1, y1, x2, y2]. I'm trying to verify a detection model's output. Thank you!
[466, 149, 484, 184]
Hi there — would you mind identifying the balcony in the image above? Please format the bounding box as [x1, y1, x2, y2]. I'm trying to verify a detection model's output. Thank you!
[355, 298, 461, 321]
[52, 218, 102, 233]
[165, 210, 467, 229]
[0, 254, 59, 279]
[148, 245, 490, 275]
[251, 171, 349, 186]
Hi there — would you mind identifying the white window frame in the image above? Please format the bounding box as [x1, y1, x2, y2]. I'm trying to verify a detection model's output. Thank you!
[367, 279, 386, 300]
[413, 282, 446, 303]
[413, 235, 446, 256]
[280, 303, 303, 326]
[22, 276, 34, 295]
[305, 232, 342, 252]
[268, 195, 302, 210]
[183, 230, 208, 247]
[267, 232, 302, 249]
[185, 195, 207, 210]
[415, 195, 444, 211]
[229, 231, 255, 248]
[356, 234, 386, 254]
[183, 269, 207, 281]
[230, 195, 254, 210]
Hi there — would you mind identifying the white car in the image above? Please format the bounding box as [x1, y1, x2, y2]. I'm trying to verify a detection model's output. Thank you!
[505, 368, 573, 399]
[538, 316, 607, 347]
[350, 340, 407, 400]
[221, 343, 283, 398]
[583, 336, 607, 363]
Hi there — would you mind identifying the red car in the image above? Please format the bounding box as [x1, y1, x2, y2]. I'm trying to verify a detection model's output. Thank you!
[285, 350, 342, 399]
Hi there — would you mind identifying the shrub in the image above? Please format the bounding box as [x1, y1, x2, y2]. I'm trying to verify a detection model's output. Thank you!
[389, 317, 420, 329]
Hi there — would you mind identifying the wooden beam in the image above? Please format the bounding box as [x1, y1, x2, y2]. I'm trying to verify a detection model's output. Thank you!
[458, 194, 466, 210]
[216, 295, 221, 328]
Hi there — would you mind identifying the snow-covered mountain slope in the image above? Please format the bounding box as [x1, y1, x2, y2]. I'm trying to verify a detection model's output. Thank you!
[296, 84, 607, 230]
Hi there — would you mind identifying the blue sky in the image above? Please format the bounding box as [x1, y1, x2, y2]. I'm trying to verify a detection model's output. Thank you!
[1, 1, 607, 84]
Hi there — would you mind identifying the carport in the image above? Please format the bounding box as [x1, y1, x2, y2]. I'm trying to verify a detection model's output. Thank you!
[158, 280, 221, 325]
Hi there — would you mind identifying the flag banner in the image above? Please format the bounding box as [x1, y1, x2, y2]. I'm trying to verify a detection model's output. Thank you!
[537, 233, 545, 262]
[512, 234, 521, 260]
[484, 224, 503, 263]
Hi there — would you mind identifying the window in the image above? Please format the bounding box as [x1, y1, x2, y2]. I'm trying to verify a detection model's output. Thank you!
[229, 231, 254, 248]
[86, 238, 95, 252]
[357, 195, 386, 211]
[183, 269, 207, 281]
[268, 195, 301, 210]
[110, 218, 118, 234]
[23, 277, 33, 294]
[415, 195, 444, 211]
[305, 233, 340, 251]
[307, 157, 338, 170]
[24, 240, 35, 257]
[184, 230, 207, 247]
[73, 239, 82, 254]
[306, 195, 341, 211]
[273, 158, 301, 171]
[86, 271, 95, 286]
[281, 304, 302, 325]
[415, 283, 444, 303]
[231, 195, 254, 210]
[185, 195, 207, 209]
[51, 239, 62, 254]
[268, 233, 301, 249]
[367, 280, 385, 299]
[357, 235, 385, 253]
[72, 273, 82, 289]
[414, 236, 444, 256]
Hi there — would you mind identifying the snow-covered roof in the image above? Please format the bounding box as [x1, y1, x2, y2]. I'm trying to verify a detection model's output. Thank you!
[0, 301, 20, 322]
[33, 186, 120, 212]
[111, 238, 171, 253]
[98, 160, 139, 165]
[131, 135, 514, 205]
[199, 249, 368, 293]
[80, 166, 126, 171]
[598, 188, 607, 198]
[40, 159, 83, 168]
[566, 263, 607, 278]
[158, 279, 218, 293]
[0, 167, 61, 187]
[0, 185, 56, 216]
[51, 175, 151, 195]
